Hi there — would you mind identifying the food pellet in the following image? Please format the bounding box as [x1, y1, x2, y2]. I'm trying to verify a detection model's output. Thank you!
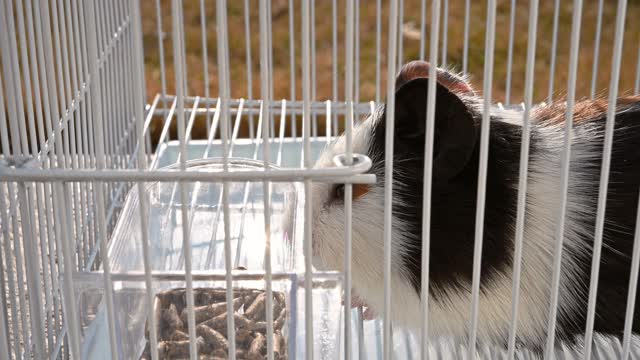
[182, 297, 243, 324]
[162, 304, 183, 331]
[273, 332, 284, 358]
[236, 328, 254, 343]
[196, 324, 228, 352]
[274, 308, 286, 330]
[252, 321, 267, 333]
[167, 330, 189, 341]
[245, 293, 267, 321]
[199, 313, 252, 336]
[141, 288, 288, 359]
[158, 337, 205, 358]
[248, 332, 266, 360]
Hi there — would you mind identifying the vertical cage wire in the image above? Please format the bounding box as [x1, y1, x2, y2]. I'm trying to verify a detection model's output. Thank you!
[133, 0, 161, 358]
[47, 0, 86, 356]
[289, 0, 298, 138]
[1, 1, 640, 359]
[1, 23, 31, 352]
[468, 0, 497, 356]
[0, 209, 7, 358]
[0, 186, 21, 360]
[231, 98, 250, 267]
[15, 7, 55, 336]
[419, 0, 426, 60]
[99, 0, 117, 206]
[200, 98, 225, 270]
[267, 0, 275, 140]
[179, 4, 188, 100]
[216, 1, 238, 359]
[172, 1, 199, 358]
[635, 42, 640, 95]
[67, 0, 87, 272]
[583, 1, 628, 358]
[80, 0, 98, 272]
[332, 0, 339, 135]
[301, 0, 315, 357]
[149, 96, 178, 169]
[383, 0, 399, 358]
[233, 101, 262, 268]
[547, 0, 561, 104]
[375, 0, 382, 103]
[590, 0, 605, 100]
[623, 196, 640, 359]
[1, 2, 47, 358]
[463, 0, 470, 74]
[155, 0, 168, 111]
[545, 0, 584, 357]
[200, 0, 212, 137]
[324, 101, 332, 144]
[354, 0, 360, 107]
[34, 0, 67, 354]
[441, 0, 448, 67]
[507, 0, 539, 358]
[504, 0, 516, 105]
[85, 0, 120, 356]
[259, 0, 276, 358]
[0, 54, 26, 360]
[420, 0, 441, 357]
[244, 0, 256, 140]
[129, 0, 143, 165]
[311, 0, 317, 139]
[397, 0, 404, 68]
[344, 0, 356, 357]
[54, 182, 81, 357]
[111, 1, 125, 240]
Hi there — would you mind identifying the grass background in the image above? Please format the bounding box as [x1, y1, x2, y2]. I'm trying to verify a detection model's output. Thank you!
[140, 0, 640, 140]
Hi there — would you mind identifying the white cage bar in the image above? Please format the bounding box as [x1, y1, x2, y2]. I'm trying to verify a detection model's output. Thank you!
[1, 1, 640, 359]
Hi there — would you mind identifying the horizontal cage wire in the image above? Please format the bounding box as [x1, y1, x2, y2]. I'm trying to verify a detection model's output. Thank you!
[1, 0, 640, 359]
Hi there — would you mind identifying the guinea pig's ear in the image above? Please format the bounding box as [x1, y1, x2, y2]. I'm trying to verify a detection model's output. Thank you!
[393, 77, 478, 181]
[395, 60, 475, 96]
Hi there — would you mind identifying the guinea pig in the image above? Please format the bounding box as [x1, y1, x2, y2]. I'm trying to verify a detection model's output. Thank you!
[310, 60, 640, 353]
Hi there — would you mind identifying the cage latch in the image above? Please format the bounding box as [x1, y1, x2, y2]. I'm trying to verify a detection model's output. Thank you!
[332, 153, 370, 169]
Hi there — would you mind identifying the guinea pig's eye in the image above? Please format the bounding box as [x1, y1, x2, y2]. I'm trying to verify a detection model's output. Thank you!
[334, 184, 345, 199]
[332, 184, 370, 202]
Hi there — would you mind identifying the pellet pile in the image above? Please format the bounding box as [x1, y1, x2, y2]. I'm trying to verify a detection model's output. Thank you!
[141, 288, 287, 360]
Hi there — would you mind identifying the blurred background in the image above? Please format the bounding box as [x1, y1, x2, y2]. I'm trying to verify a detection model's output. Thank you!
[141, 0, 640, 141]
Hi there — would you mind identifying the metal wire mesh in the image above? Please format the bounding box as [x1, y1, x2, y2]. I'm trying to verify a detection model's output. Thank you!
[1, 0, 640, 359]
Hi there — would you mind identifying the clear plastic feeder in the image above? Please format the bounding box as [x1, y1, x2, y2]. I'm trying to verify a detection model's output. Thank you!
[77, 158, 343, 359]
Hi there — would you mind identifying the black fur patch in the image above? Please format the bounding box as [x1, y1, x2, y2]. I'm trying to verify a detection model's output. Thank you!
[367, 98, 521, 300]
[368, 84, 640, 349]
[554, 109, 640, 345]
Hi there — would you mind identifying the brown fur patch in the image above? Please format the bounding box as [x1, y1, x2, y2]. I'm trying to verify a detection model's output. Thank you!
[395, 60, 474, 96]
[533, 96, 640, 126]
[353, 184, 370, 200]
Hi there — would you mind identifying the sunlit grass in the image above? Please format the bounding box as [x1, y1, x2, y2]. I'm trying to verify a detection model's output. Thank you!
[141, 0, 640, 140]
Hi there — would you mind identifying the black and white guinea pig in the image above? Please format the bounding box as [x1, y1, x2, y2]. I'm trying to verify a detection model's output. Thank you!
[310, 60, 640, 352]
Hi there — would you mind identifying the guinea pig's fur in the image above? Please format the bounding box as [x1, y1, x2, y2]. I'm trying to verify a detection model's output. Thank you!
[310, 60, 640, 353]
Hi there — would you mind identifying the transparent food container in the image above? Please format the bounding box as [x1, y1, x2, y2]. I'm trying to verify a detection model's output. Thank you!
[108, 158, 302, 273]
[77, 159, 343, 359]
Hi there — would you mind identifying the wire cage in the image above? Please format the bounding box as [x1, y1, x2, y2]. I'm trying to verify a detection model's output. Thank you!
[1, 0, 640, 359]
